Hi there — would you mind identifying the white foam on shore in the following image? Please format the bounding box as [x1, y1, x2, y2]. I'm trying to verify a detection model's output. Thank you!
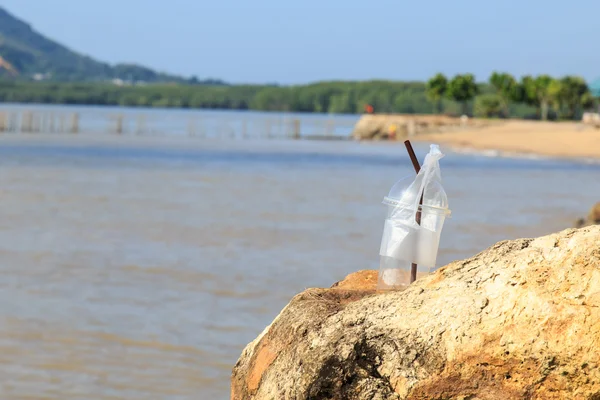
[451, 147, 502, 158]
[580, 157, 600, 165]
[447, 145, 596, 163]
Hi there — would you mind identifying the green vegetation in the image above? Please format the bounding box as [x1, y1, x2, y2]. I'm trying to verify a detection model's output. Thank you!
[473, 94, 503, 118]
[489, 72, 518, 117]
[0, 72, 595, 121]
[522, 75, 554, 121]
[446, 74, 479, 115]
[0, 80, 436, 113]
[425, 73, 447, 114]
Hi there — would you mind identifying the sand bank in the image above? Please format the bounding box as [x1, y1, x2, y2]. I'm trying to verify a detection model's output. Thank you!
[414, 120, 600, 160]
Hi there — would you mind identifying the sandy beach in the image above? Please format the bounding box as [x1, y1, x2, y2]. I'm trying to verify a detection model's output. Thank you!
[414, 120, 600, 160]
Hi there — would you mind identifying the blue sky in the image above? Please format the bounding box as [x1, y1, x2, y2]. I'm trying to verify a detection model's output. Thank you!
[2, 0, 599, 84]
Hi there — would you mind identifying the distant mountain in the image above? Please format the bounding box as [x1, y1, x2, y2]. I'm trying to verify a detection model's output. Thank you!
[0, 7, 224, 84]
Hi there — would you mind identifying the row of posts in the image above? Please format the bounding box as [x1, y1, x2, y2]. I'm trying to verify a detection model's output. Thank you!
[0, 111, 79, 134]
[0, 111, 350, 139]
[110, 114, 306, 138]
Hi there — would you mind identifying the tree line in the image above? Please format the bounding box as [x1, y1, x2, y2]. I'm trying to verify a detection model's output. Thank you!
[426, 72, 594, 120]
[0, 74, 595, 120]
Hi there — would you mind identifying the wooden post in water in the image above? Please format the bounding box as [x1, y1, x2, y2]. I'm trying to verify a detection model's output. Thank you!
[7, 112, 15, 132]
[59, 114, 66, 133]
[19, 112, 24, 133]
[0, 112, 6, 133]
[198, 117, 205, 138]
[70, 113, 79, 134]
[283, 118, 289, 138]
[278, 118, 283, 138]
[31, 113, 39, 133]
[137, 115, 146, 135]
[40, 113, 47, 133]
[22, 111, 33, 133]
[39, 113, 43, 133]
[293, 119, 300, 139]
[326, 119, 334, 137]
[6, 112, 10, 132]
[266, 119, 272, 139]
[116, 114, 123, 134]
[187, 117, 195, 137]
[46, 113, 52, 133]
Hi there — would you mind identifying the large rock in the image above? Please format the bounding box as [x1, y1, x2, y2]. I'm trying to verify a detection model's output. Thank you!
[575, 202, 600, 228]
[351, 114, 491, 141]
[352, 115, 409, 140]
[232, 226, 600, 399]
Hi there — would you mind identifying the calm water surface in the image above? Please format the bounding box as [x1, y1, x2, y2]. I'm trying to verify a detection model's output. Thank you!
[0, 133, 599, 399]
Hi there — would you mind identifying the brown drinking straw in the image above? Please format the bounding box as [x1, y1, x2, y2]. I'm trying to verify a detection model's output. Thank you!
[403, 140, 423, 284]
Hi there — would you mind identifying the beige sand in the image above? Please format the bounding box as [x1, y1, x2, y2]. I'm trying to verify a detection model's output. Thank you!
[414, 120, 600, 160]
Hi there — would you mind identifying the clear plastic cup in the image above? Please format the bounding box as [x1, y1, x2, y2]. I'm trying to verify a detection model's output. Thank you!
[377, 175, 451, 290]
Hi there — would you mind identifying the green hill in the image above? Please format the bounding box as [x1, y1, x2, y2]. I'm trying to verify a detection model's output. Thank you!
[0, 7, 219, 84]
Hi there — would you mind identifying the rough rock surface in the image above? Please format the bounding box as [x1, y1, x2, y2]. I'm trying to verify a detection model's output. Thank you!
[575, 202, 600, 228]
[232, 226, 600, 399]
[331, 269, 378, 290]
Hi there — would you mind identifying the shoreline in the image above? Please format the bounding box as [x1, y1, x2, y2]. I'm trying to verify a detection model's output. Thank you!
[412, 120, 600, 161]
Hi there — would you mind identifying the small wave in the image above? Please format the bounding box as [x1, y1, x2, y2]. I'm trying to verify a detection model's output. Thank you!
[580, 157, 600, 165]
[449, 146, 580, 162]
[498, 151, 550, 161]
[450, 147, 501, 158]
